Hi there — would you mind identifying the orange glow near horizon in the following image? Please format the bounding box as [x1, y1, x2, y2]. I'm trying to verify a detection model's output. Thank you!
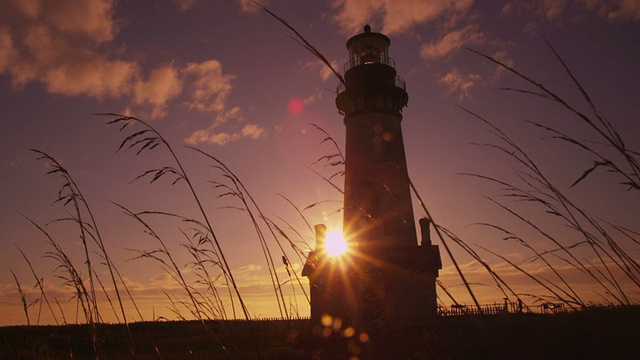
[325, 230, 348, 257]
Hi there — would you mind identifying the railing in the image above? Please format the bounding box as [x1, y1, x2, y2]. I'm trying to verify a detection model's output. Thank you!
[336, 75, 406, 96]
[344, 54, 396, 72]
[395, 76, 406, 91]
[438, 303, 510, 317]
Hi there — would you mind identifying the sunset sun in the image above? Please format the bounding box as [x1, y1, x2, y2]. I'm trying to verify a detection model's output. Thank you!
[325, 231, 348, 257]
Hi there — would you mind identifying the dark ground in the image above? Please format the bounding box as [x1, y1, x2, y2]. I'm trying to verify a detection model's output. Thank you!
[1, 306, 638, 359]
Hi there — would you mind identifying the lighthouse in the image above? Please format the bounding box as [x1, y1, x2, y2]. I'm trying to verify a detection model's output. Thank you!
[303, 26, 441, 329]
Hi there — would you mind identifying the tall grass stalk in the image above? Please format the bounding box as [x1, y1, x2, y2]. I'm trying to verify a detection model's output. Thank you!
[105, 114, 252, 322]
[474, 221, 584, 307]
[460, 106, 638, 305]
[30, 150, 100, 323]
[134, 210, 236, 320]
[116, 203, 206, 320]
[409, 179, 483, 311]
[15, 246, 60, 325]
[24, 216, 98, 357]
[206, 161, 288, 318]
[116, 203, 239, 356]
[435, 225, 533, 311]
[456, 44, 640, 306]
[11, 270, 30, 326]
[193, 147, 314, 316]
[468, 43, 639, 191]
[54, 297, 67, 325]
[181, 229, 228, 320]
[31, 149, 136, 355]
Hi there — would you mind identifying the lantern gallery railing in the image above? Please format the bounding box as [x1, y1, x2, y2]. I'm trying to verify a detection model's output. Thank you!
[344, 53, 396, 72]
[336, 75, 406, 96]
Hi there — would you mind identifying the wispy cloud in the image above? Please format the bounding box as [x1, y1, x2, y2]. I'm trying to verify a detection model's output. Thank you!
[331, 0, 474, 35]
[420, 24, 486, 60]
[0, 1, 241, 117]
[301, 59, 339, 82]
[184, 123, 266, 146]
[603, 0, 640, 22]
[1, 155, 30, 169]
[172, 0, 199, 11]
[133, 65, 183, 119]
[303, 90, 323, 105]
[502, 0, 640, 31]
[239, 0, 268, 14]
[181, 60, 235, 113]
[439, 69, 481, 100]
[0, 0, 268, 144]
[0, 0, 134, 97]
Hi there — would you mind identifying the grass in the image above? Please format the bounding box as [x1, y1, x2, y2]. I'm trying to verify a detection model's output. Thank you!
[1, 306, 638, 359]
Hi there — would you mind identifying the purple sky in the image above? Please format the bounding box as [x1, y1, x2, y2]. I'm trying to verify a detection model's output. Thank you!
[1, 0, 639, 325]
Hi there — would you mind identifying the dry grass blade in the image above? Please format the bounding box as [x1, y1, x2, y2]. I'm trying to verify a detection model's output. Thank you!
[467, 45, 640, 190]
[277, 193, 314, 235]
[31, 147, 135, 355]
[192, 146, 301, 318]
[15, 246, 60, 325]
[409, 178, 482, 311]
[460, 99, 638, 306]
[474, 222, 583, 306]
[437, 225, 530, 311]
[11, 270, 30, 326]
[310, 123, 345, 163]
[254, 2, 345, 86]
[104, 113, 251, 324]
[477, 245, 578, 306]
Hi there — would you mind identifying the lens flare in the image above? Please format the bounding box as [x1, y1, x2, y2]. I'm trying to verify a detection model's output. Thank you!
[287, 97, 304, 115]
[325, 231, 348, 257]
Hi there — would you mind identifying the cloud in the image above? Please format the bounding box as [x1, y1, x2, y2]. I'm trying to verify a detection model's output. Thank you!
[0, 0, 136, 98]
[2, 154, 30, 169]
[181, 60, 235, 113]
[185, 122, 266, 146]
[133, 65, 183, 119]
[503, 0, 640, 26]
[2, 0, 117, 43]
[0, 0, 244, 122]
[0, 0, 268, 145]
[45, 58, 139, 99]
[173, 0, 199, 11]
[177, 60, 267, 146]
[0, 27, 18, 73]
[42, 0, 117, 43]
[420, 24, 486, 60]
[301, 59, 339, 82]
[303, 90, 323, 105]
[239, 0, 267, 13]
[532, 0, 567, 21]
[331, 0, 474, 35]
[183, 106, 265, 146]
[439, 69, 481, 99]
[491, 50, 515, 75]
[597, 0, 640, 21]
[241, 123, 266, 139]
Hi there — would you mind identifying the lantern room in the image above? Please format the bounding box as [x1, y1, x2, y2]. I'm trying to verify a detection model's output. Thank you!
[345, 25, 393, 71]
[336, 25, 407, 116]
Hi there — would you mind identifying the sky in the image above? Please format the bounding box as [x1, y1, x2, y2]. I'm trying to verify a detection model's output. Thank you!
[1, 0, 639, 326]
